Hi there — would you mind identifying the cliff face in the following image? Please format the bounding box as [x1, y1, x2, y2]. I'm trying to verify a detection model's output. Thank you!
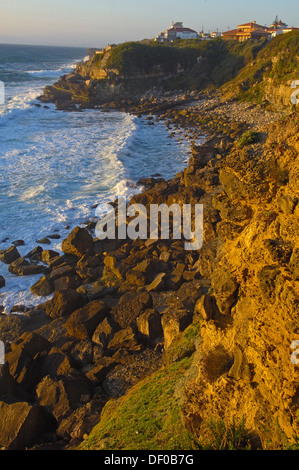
[38, 39, 267, 108]
[222, 31, 299, 110]
[180, 110, 299, 449]
[74, 102, 298, 451]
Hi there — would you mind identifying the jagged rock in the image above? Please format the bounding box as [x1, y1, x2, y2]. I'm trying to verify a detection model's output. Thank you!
[84, 357, 118, 384]
[11, 332, 51, 357]
[92, 316, 119, 348]
[0, 363, 22, 401]
[30, 276, 53, 297]
[0, 401, 56, 450]
[36, 374, 92, 422]
[115, 291, 153, 328]
[126, 269, 147, 286]
[39, 347, 73, 378]
[161, 308, 193, 349]
[107, 326, 141, 353]
[0, 276, 5, 289]
[25, 246, 43, 261]
[77, 281, 117, 301]
[41, 250, 60, 263]
[0, 245, 20, 264]
[194, 294, 218, 321]
[70, 339, 93, 368]
[45, 289, 86, 319]
[8, 257, 47, 276]
[211, 265, 239, 315]
[61, 226, 93, 258]
[56, 396, 106, 444]
[65, 300, 110, 340]
[146, 272, 167, 292]
[136, 309, 163, 341]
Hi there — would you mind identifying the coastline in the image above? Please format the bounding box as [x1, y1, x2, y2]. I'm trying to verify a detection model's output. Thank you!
[0, 83, 298, 450]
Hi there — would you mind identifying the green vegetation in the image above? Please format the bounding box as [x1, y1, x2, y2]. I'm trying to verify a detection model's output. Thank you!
[80, 356, 196, 450]
[93, 38, 268, 90]
[222, 31, 299, 103]
[199, 417, 251, 450]
[236, 130, 260, 148]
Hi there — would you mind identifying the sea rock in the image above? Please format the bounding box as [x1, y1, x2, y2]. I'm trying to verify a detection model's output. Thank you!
[0, 401, 56, 450]
[8, 257, 47, 276]
[0, 276, 5, 289]
[25, 246, 43, 261]
[61, 226, 93, 258]
[30, 276, 53, 297]
[0, 246, 20, 264]
[45, 289, 86, 319]
[65, 300, 110, 340]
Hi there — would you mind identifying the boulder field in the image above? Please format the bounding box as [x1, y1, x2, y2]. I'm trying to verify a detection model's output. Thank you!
[0, 93, 298, 450]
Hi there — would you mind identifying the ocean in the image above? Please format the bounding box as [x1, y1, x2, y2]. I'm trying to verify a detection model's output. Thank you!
[0, 43, 192, 313]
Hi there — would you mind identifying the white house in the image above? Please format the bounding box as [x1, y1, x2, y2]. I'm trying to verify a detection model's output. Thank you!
[155, 22, 199, 42]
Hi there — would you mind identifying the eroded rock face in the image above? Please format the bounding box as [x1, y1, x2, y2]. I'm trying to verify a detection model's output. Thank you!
[180, 111, 299, 449]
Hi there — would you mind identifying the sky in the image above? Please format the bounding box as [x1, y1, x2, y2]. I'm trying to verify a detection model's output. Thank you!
[0, 0, 298, 47]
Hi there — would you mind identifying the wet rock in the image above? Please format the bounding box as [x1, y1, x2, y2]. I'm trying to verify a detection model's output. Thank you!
[0, 276, 5, 289]
[61, 226, 93, 258]
[37, 238, 51, 245]
[30, 276, 53, 297]
[0, 245, 20, 264]
[8, 257, 48, 276]
[41, 250, 60, 263]
[12, 240, 25, 247]
[25, 246, 43, 261]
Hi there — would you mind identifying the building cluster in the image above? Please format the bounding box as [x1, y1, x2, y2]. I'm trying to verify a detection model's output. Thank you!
[154, 19, 298, 43]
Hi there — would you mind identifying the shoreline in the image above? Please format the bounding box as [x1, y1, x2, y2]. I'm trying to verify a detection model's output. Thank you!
[0, 85, 297, 450]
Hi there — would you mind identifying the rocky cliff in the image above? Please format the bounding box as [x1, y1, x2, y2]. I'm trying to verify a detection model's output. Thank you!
[0, 34, 298, 451]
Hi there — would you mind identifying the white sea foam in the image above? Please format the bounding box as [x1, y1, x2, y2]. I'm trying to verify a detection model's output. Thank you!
[0, 57, 192, 313]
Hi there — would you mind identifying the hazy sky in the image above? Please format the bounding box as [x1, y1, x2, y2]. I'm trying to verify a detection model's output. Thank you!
[1, 0, 298, 47]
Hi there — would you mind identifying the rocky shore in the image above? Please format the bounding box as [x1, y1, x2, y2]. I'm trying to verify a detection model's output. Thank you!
[0, 87, 298, 450]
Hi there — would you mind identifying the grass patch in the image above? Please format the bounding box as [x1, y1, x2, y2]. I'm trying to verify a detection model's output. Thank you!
[236, 130, 259, 148]
[199, 416, 251, 450]
[80, 356, 196, 450]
